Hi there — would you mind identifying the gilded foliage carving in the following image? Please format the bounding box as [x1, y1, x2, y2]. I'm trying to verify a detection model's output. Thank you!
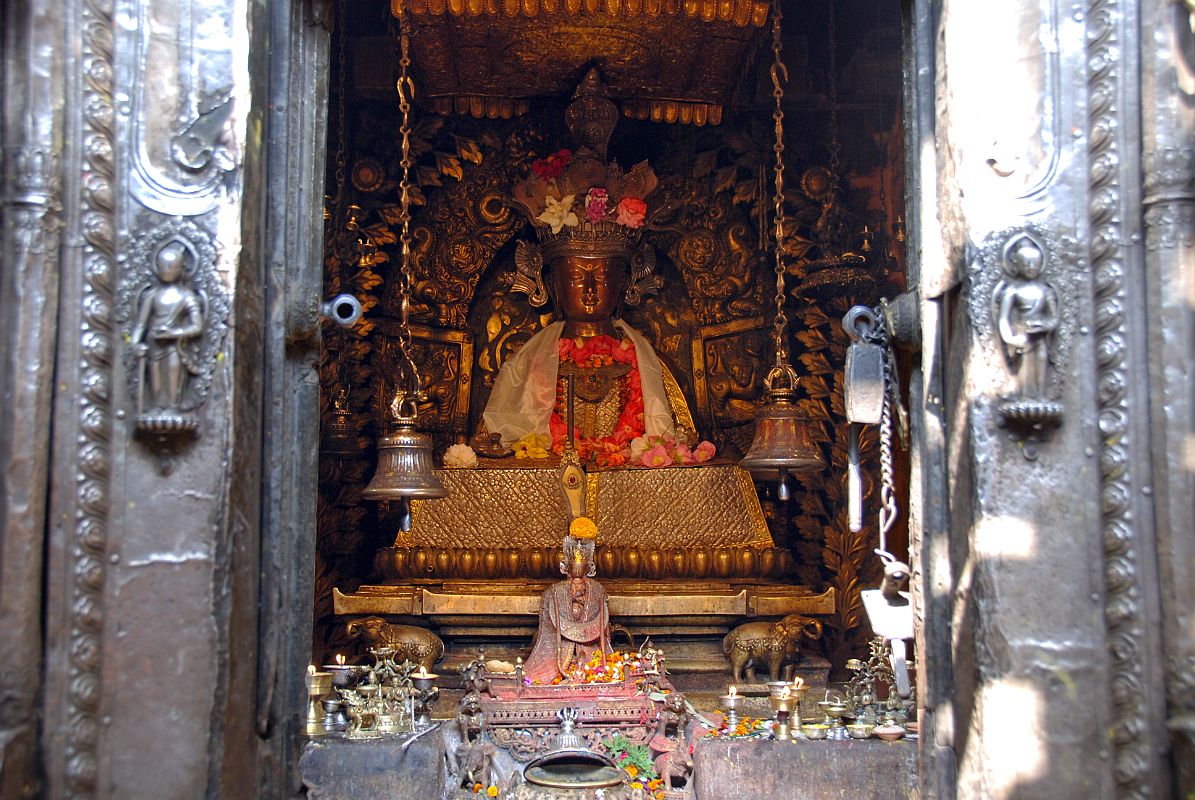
[650, 178, 765, 325]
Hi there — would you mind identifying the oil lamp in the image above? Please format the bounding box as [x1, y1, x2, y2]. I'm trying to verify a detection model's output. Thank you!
[739, 1, 826, 496]
[305, 665, 333, 737]
[721, 685, 741, 732]
[361, 8, 446, 527]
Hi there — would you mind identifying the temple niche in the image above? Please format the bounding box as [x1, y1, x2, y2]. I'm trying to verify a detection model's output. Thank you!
[317, 0, 907, 710]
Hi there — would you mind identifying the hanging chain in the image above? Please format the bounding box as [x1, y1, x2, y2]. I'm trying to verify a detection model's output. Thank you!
[769, 0, 789, 367]
[858, 316, 899, 557]
[392, 6, 423, 415]
[877, 347, 898, 555]
[826, 0, 842, 181]
[333, 0, 348, 202]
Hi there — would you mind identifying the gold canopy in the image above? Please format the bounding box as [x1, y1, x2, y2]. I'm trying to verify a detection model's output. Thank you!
[393, 0, 771, 124]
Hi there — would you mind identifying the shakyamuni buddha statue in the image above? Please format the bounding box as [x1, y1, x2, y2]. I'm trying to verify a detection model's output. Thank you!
[480, 69, 710, 468]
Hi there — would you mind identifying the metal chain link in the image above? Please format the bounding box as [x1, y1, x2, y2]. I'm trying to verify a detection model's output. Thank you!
[333, 0, 348, 201]
[826, 0, 842, 181]
[391, 6, 423, 416]
[858, 315, 898, 556]
[768, 0, 789, 366]
[877, 344, 898, 555]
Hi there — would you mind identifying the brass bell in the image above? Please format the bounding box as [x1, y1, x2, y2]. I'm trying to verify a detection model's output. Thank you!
[363, 395, 447, 531]
[320, 389, 360, 458]
[740, 364, 825, 498]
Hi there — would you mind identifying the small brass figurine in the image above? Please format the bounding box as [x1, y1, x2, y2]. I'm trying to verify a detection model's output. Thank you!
[345, 617, 445, 673]
[450, 692, 496, 791]
[521, 521, 612, 684]
[722, 614, 824, 683]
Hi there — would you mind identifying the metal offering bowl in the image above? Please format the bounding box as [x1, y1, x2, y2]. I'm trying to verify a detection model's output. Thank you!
[322, 664, 361, 689]
[847, 723, 874, 739]
[801, 724, 829, 740]
[818, 701, 849, 719]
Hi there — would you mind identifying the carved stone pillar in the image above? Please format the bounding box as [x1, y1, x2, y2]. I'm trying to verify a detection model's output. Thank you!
[0, 3, 64, 797]
[1141, 1, 1195, 794]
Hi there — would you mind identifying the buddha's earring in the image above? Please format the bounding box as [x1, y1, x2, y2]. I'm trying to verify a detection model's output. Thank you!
[505, 240, 548, 307]
[624, 245, 663, 307]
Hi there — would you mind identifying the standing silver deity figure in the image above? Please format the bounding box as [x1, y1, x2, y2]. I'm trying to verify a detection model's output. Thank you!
[131, 238, 206, 433]
[993, 235, 1059, 400]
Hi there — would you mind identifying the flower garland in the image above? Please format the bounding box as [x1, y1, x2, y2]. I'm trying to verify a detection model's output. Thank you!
[545, 333, 720, 468]
[711, 716, 771, 738]
[630, 434, 716, 468]
[548, 335, 644, 467]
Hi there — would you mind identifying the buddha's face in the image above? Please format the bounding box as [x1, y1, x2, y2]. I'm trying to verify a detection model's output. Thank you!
[551, 255, 626, 324]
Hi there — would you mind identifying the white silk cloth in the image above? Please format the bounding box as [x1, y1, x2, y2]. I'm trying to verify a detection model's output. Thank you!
[482, 320, 676, 447]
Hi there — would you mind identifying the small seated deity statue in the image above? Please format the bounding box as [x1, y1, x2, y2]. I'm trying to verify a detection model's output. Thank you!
[522, 521, 612, 684]
[478, 69, 711, 469]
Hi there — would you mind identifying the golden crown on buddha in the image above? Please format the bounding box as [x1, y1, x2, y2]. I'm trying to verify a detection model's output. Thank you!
[505, 68, 664, 309]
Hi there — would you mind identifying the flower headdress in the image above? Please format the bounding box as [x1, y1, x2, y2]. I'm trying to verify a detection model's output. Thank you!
[505, 69, 664, 309]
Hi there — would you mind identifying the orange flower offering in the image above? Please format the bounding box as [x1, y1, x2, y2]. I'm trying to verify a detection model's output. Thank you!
[569, 516, 598, 539]
[713, 716, 769, 738]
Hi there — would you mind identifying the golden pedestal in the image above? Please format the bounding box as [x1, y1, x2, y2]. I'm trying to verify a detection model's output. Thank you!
[335, 461, 831, 685]
[395, 462, 773, 550]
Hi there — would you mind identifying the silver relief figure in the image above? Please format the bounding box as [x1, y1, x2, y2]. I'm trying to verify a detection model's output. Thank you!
[131, 237, 205, 432]
[993, 234, 1060, 399]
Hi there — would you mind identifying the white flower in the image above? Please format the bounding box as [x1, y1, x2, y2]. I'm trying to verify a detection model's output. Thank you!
[443, 443, 479, 468]
[629, 436, 650, 460]
[537, 194, 579, 234]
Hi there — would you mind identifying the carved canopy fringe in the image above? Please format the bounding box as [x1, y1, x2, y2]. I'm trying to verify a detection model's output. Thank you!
[425, 95, 724, 126]
[394, 0, 770, 27]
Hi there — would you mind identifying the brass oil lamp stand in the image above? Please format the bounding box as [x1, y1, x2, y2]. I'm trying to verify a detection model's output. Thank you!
[767, 680, 807, 740]
[410, 667, 440, 728]
[305, 666, 334, 737]
[817, 697, 851, 741]
[721, 686, 742, 732]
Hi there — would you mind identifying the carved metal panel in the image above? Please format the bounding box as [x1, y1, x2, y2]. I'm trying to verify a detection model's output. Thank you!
[966, 225, 1079, 456]
[374, 321, 475, 437]
[1086, 1, 1171, 796]
[125, 0, 239, 214]
[42, 1, 118, 796]
[689, 316, 767, 431]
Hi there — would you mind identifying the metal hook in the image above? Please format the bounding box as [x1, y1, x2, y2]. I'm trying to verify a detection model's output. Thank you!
[843, 305, 880, 342]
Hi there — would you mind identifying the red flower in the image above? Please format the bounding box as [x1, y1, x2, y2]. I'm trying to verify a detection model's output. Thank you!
[615, 196, 648, 228]
[531, 149, 572, 180]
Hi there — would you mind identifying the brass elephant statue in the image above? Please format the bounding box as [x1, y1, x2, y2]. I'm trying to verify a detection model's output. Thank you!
[345, 617, 444, 672]
[722, 614, 824, 683]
